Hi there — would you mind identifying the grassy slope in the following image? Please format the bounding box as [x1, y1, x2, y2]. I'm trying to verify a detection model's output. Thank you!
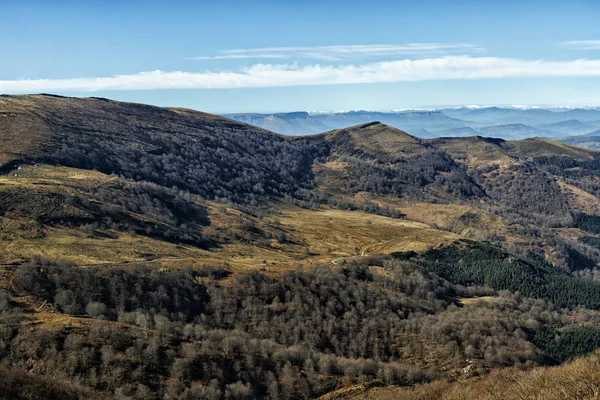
[329, 351, 600, 400]
[323, 122, 428, 158]
[428, 136, 516, 167]
[0, 365, 108, 400]
[2, 95, 600, 271]
[0, 163, 456, 271]
[0, 164, 207, 265]
[0, 94, 274, 166]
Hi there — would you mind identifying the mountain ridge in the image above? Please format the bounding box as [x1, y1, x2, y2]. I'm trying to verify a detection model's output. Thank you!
[225, 106, 600, 139]
[4, 95, 600, 399]
[4, 95, 596, 165]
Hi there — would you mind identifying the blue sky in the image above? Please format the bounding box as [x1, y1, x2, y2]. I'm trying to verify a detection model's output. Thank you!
[1, 0, 600, 112]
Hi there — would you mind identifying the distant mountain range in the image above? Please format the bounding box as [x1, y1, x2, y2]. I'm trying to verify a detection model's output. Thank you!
[223, 112, 329, 135]
[537, 119, 599, 135]
[223, 106, 600, 145]
[561, 130, 600, 150]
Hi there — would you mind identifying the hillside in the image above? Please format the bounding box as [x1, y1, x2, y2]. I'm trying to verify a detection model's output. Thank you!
[324, 122, 428, 158]
[3, 94, 600, 269]
[3, 95, 600, 399]
[3, 95, 600, 266]
[329, 351, 600, 400]
[560, 130, 600, 149]
[0, 94, 268, 165]
[0, 94, 324, 204]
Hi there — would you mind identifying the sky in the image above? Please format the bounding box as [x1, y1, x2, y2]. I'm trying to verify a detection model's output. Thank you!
[1, 0, 600, 113]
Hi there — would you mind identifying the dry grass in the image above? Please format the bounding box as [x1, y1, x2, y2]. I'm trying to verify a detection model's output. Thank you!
[0, 226, 207, 266]
[396, 200, 565, 265]
[180, 205, 461, 274]
[0, 165, 213, 266]
[0, 162, 481, 277]
[325, 122, 427, 158]
[398, 201, 509, 241]
[334, 352, 600, 399]
[278, 208, 458, 263]
[0, 164, 462, 273]
[558, 179, 600, 215]
[0, 165, 198, 265]
[510, 137, 596, 161]
[430, 136, 516, 167]
[456, 296, 498, 306]
[4, 164, 117, 188]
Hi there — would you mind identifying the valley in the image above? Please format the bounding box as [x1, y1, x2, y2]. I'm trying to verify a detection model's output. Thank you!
[3, 95, 600, 399]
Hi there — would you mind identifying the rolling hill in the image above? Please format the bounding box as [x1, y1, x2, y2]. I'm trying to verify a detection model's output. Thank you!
[3, 94, 600, 272]
[560, 130, 600, 149]
[4, 95, 600, 399]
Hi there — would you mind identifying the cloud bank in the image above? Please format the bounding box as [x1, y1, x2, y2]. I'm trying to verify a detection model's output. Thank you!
[188, 43, 483, 60]
[2, 56, 600, 93]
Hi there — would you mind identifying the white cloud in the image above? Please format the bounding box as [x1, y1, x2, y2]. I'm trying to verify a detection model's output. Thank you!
[563, 40, 600, 50]
[188, 43, 484, 60]
[187, 54, 288, 60]
[2, 56, 600, 92]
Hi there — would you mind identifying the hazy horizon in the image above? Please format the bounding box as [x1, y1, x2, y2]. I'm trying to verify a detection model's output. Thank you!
[5, 93, 600, 116]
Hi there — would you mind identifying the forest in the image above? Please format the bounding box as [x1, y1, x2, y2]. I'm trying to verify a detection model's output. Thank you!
[49, 127, 326, 205]
[3, 249, 600, 399]
[418, 241, 600, 308]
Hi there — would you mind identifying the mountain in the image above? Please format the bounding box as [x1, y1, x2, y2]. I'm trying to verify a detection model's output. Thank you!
[312, 110, 468, 132]
[477, 123, 557, 139]
[442, 106, 560, 125]
[537, 119, 598, 136]
[443, 106, 600, 126]
[5, 95, 600, 399]
[223, 111, 329, 134]
[435, 126, 482, 137]
[223, 107, 600, 141]
[405, 128, 433, 137]
[560, 130, 600, 149]
[443, 107, 556, 124]
[226, 110, 471, 135]
[562, 108, 600, 122]
[0, 94, 320, 204]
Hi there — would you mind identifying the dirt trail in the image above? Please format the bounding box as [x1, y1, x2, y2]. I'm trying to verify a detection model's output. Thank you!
[331, 239, 393, 265]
